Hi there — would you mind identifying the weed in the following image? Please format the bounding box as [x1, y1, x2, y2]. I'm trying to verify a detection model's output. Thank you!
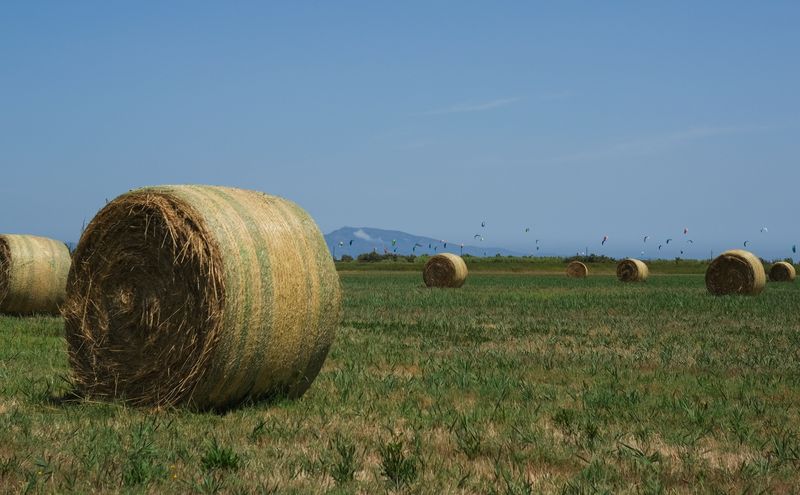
[249, 418, 268, 443]
[122, 420, 166, 486]
[453, 414, 484, 459]
[201, 438, 241, 471]
[327, 433, 359, 485]
[0, 455, 20, 478]
[191, 472, 225, 494]
[379, 438, 418, 489]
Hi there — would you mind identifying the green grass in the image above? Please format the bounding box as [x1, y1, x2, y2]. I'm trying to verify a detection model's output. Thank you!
[1, 273, 800, 493]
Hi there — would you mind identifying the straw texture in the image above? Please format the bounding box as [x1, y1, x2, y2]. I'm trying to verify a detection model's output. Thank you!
[423, 253, 468, 288]
[769, 261, 796, 282]
[616, 258, 649, 282]
[0, 234, 70, 315]
[566, 261, 588, 278]
[705, 249, 766, 296]
[63, 185, 341, 409]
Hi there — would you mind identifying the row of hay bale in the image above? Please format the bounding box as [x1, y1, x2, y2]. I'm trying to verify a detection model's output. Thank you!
[566, 251, 793, 295]
[566, 259, 651, 283]
[426, 252, 794, 296]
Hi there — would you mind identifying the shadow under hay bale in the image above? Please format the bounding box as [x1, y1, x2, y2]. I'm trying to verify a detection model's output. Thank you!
[705, 249, 766, 296]
[0, 234, 71, 315]
[616, 258, 649, 282]
[423, 253, 467, 288]
[769, 261, 796, 282]
[62, 185, 341, 409]
[566, 261, 588, 278]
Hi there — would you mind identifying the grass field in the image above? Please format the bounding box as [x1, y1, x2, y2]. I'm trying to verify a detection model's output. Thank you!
[1, 270, 799, 493]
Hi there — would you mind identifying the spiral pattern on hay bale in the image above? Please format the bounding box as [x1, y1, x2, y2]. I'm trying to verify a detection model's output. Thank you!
[616, 258, 649, 282]
[769, 261, 796, 283]
[423, 253, 467, 288]
[0, 234, 70, 315]
[705, 249, 766, 296]
[63, 185, 341, 409]
[566, 261, 588, 278]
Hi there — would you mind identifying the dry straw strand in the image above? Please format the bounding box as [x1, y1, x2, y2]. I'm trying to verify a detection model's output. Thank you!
[423, 253, 468, 288]
[0, 234, 70, 315]
[705, 249, 766, 296]
[566, 261, 588, 278]
[63, 185, 341, 409]
[616, 258, 649, 282]
[769, 261, 796, 282]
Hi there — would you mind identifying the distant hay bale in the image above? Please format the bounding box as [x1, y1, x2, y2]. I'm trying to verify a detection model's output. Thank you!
[705, 249, 766, 296]
[769, 261, 796, 283]
[616, 258, 649, 282]
[0, 234, 70, 315]
[423, 253, 468, 288]
[566, 261, 588, 278]
[63, 185, 341, 409]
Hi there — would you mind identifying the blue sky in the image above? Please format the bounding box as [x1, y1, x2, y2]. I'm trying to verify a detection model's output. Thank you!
[1, 2, 798, 259]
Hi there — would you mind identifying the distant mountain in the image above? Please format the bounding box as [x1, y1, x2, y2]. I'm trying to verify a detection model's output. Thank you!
[324, 227, 524, 258]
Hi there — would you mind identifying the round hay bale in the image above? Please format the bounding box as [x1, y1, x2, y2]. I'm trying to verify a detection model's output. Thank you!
[566, 261, 588, 278]
[705, 249, 766, 296]
[616, 258, 649, 282]
[769, 261, 796, 283]
[62, 185, 341, 409]
[423, 253, 467, 288]
[0, 234, 70, 315]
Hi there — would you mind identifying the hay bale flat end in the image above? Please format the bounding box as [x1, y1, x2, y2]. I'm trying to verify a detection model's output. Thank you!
[706, 249, 766, 295]
[566, 261, 588, 278]
[617, 258, 649, 282]
[423, 253, 468, 288]
[769, 261, 796, 282]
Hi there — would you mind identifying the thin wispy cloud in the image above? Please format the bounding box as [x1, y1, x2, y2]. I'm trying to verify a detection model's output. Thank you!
[552, 125, 769, 163]
[353, 229, 373, 241]
[420, 97, 521, 116]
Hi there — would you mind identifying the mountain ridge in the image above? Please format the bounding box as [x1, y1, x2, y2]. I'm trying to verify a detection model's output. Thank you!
[324, 226, 524, 258]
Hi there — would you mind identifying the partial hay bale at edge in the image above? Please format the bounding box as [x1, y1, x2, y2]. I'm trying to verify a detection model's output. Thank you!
[566, 261, 588, 278]
[705, 249, 766, 296]
[63, 185, 342, 410]
[0, 234, 71, 315]
[423, 253, 468, 288]
[769, 261, 796, 282]
[617, 258, 649, 282]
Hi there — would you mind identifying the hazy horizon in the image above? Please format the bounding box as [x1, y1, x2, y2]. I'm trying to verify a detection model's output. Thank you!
[324, 226, 789, 261]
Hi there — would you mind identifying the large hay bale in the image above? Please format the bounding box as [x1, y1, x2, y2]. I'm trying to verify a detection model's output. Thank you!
[616, 258, 649, 282]
[62, 185, 341, 409]
[566, 261, 588, 278]
[769, 261, 796, 283]
[705, 249, 766, 296]
[0, 234, 70, 315]
[423, 253, 467, 288]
